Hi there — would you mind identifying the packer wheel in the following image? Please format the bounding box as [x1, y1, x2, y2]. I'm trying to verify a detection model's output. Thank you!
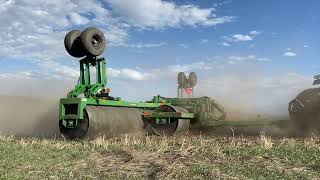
[146, 105, 190, 136]
[60, 106, 144, 140]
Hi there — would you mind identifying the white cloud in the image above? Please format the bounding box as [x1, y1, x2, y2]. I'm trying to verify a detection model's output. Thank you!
[68, 12, 90, 25]
[102, 26, 129, 47]
[256, 57, 271, 62]
[0, 0, 234, 69]
[0, 71, 37, 80]
[108, 67, 153, 81]
[121, 68, 152, 80]
[168, 61, 213, 72]
[228, 55, 271, 64]
[0, 60, 155, 82]
[169, 55, 271, 72]
[303, 45, 309, 48]
[213, 0, 232, 8]
[42, 61, 79, 79]
[283, 52, 297, 57]
[232, 34, 253, 41]
[224, 30, 261, 42]
[0, 0, 234, 75]
[0, 60, 79, 81]
[249, 30, 261, 35]
[107, 67, 121, 77]
[221, 42, 231, 47]
[179, 43, 188, 48]
[0, 0, 129, 61]
[121, 42, 167, 48]
[107, 0, 234, 29]
[200, 39, 209, 44]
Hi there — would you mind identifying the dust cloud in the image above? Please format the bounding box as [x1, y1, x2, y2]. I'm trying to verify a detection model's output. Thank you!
[0, 78, 147, 139]
[0, 63, 314, 138]
[0, 95, 60, 138]
[193, 63, 314, 137]
[0, 78, 74, 138]
[195, 63, 308, 120]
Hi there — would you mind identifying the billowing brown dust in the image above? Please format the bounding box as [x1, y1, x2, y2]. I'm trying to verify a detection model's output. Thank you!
[0, 95, 148, 139]
[0, 95, 308, 139]
[0, 69, 316, 139]
[0, 95, 60, 138]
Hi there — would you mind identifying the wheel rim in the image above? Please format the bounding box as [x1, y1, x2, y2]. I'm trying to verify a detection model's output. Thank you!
[91, 35, 102, 49]
[150, 118, 178, 135]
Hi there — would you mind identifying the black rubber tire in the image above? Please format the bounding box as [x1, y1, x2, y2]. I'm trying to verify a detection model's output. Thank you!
[188, 72, 197, 87]
[178, 72, 188, 88]
[147, 105, 190, 136]
[288, 88, 320, 134]
[64, 30, 86, 58]
[80, 27, 106, 56]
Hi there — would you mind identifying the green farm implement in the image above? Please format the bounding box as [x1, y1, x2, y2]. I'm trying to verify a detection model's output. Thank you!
[59, 27, 229, 139]
[58, 56, 226, 138]
[59, 27, 295, 139]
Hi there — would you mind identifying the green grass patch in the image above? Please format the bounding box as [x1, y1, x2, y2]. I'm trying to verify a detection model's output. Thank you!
[0, 135, 319, 179]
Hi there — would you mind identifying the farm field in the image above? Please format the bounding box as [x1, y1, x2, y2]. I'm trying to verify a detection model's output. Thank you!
[1, 134, 320, 179]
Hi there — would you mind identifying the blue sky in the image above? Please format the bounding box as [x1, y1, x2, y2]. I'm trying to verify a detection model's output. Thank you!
[0, 0, 319, 116]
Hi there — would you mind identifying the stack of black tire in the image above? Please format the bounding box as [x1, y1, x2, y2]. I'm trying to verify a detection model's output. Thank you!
[64, 27, 106, 58]
[288, 87, 320, 135]
[177, 72, 198, 88]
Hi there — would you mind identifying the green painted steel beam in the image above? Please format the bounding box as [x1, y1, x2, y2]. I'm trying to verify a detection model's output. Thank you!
[142, 112, 194, 119]
[59, 97, 166, 120]
[85, 98, 164, 108]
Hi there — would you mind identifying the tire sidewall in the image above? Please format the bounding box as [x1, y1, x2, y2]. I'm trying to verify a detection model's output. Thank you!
[80, 27, 106, 56]
[64, 30, 85, 58]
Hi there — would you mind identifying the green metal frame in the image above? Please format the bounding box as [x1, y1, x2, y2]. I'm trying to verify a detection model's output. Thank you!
[142, 112, 194, 119]
[59, 56, 287, 131]
[68, 57, 107, 98]
[59, 97, 163, 120]
[59, 56, 180, 128]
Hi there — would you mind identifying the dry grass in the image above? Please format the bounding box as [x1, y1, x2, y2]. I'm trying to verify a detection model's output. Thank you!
[0, 134, 320, 179]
